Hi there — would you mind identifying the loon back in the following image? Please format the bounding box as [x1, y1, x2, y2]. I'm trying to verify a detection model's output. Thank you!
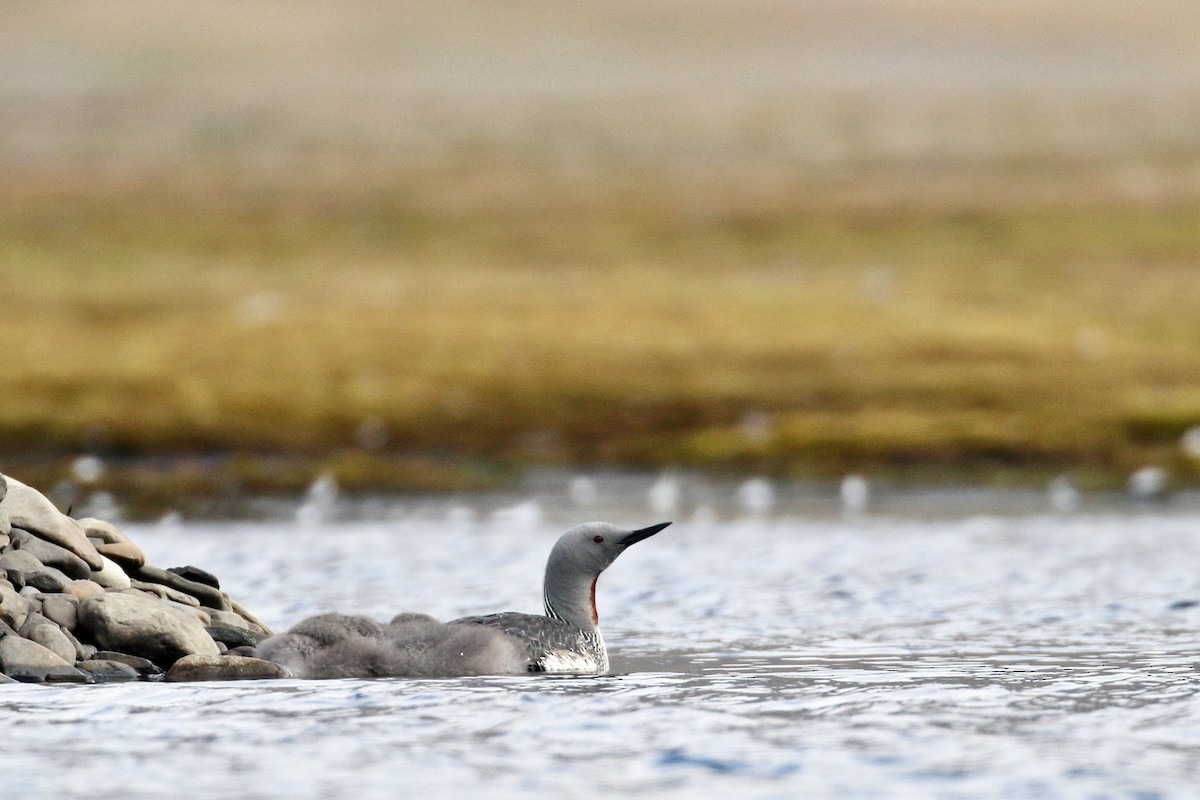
[450, 612, 607, 674]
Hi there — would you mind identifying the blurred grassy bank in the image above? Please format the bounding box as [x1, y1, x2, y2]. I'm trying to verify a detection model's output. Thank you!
[3, 155, 1199, 506]
[3, 1, 1200, 510]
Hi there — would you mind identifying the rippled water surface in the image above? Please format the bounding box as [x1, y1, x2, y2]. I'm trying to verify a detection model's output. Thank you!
[5, 485, 1200, 799]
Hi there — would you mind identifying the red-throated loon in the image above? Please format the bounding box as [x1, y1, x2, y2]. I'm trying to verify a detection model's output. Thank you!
[259, 521, 671, 678]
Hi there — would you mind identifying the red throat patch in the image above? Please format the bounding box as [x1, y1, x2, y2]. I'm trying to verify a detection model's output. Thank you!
[590, 577, 598, 625]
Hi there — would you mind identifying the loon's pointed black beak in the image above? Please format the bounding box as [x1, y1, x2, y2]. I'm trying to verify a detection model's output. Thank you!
[618, 521, 671, 547]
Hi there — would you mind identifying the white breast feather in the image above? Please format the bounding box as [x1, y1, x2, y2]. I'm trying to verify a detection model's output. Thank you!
[539, 649, 605, 674]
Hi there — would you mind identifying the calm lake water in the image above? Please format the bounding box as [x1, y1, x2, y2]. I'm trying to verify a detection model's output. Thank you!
[4, 479, 1200, 799]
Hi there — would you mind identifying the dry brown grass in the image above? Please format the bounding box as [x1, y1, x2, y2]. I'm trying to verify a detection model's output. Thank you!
[4, 165, 1199, 497]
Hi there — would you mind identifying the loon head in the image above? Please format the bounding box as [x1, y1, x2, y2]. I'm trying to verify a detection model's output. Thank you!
[542, 521, 671, 630]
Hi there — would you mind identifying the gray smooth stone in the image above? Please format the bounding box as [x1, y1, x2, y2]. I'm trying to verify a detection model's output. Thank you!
[44, 670, 94, 684]
[1, 478, 103, 569]
[92, 651, 164, 678]
[167, 565, 220, 589]
[77, 659, 141, 683]
[129, 581, 200, 608]
[78, 591, 220, 668]
[9, 529, 91, 580]
[17, 610, 49, 637]
[229, 598, 273, 636]
[162, 600, 211, 626]
[131, 564, 228, 610]
[62, 579, 105, 602]
[0, 635, 80, 682]
[78, 518, 146, 569]
[41, 594, 79, 631]
[0, 583, 32, 629]
[208, 610, 253, 631]
[62, 627, 95, 662]
[206, 625, 261, 648]
[0, 550, 44, 574]
[23, 566, 71, 593]
[166, 654, 288, 682]
[25, 620, 78, 665]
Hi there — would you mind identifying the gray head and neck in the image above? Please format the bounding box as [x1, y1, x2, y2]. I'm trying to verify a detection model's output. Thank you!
[542, 521, 671, 632]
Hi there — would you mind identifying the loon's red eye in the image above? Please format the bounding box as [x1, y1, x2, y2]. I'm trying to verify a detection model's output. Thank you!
[593, 535, 605, 543]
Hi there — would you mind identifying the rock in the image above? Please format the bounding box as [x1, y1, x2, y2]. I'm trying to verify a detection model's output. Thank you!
[166, 654, 288, 683]
[77, 659, 142, 683]
[0, 583, 32, 628]
[78, 517, 122, 544]
[0, 635, 84, 682]
[90, 555, 132, 590]
[229, 598, 273, 636]
[62, 579, 105, 602]
[78, 592, 220, 668]
[129, 581, 200, 608]
[24, 566, 71, 593]
[23, 618, 78, 665]
[96, 539, 145, 569]
[210, 614, 268, 638]
[131, 564, 228, 610]
[77, 518, 146, 569]
[1, 478, 103, 569]
[8, 529, 91, 580]
[62, 628, 95, 662]
[44, 670, 94, 684]
[163, 600, 211, 626]
[41, 594, 79, 631]
[0, 550, 43, 574]
[206, 625, 262, 648]
[0, 477, 272, 670]
[167, 565, 220, 589]
[17, 610, 46, 635]
[93, 651, 165, 679]
[209, 609, 253, 631]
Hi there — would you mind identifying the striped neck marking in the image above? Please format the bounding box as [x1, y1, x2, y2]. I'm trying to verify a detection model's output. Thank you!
[589, 577, 598, 625]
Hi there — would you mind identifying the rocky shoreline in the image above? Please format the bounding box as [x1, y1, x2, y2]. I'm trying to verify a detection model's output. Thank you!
[0, 472, 285, 683]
